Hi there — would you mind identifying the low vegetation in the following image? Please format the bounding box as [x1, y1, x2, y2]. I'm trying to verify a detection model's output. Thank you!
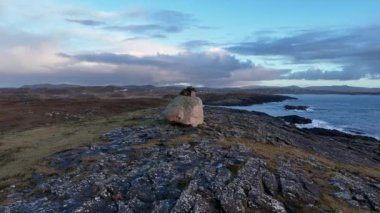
[0, 107, 162, 188]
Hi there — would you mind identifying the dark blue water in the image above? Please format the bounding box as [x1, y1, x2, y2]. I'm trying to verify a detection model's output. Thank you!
[227, 94, 380, 140]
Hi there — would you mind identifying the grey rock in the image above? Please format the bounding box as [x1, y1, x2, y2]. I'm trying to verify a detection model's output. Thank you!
[329, 172, 380, 210]
[332, 191, 352, 200]
[278, 160, 320, 204]
[2, 107, 379, 212]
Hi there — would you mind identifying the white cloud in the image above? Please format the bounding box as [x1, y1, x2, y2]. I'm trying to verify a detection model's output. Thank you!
[0, 28, 68, 74]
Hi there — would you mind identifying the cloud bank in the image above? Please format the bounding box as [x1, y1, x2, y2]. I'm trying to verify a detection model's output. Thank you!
[0, 26, 286, 87]
[228, 25, 380, 80]
[1, 0, 379, 87]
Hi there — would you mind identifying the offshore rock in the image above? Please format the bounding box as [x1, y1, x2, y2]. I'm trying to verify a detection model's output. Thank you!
[284, 105, 309, 111]
[278, 115, 312, 125]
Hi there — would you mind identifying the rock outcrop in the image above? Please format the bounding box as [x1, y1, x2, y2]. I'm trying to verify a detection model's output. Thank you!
[1, 107, 379, 212]
[278, 115, 312, 125]
[284, 105, 309, 111]
[164, 87, 204, 127]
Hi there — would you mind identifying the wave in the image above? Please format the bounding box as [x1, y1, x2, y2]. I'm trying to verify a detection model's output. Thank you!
[287, 107, 315, 112]
[296, 119, 339, 130]
[296, 119, 380, 140]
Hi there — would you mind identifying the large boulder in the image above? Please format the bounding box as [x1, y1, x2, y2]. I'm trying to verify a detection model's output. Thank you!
[164, 95, 204, 127]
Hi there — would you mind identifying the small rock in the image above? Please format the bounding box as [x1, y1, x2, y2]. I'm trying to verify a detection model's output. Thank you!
[332, 191, 352, 200]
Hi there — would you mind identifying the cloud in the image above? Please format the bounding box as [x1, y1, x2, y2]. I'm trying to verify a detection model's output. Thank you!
[150, 9, 194, 26]
[59, 50, 254, 80]
[105, 24, 183, 34]
[16, 50, 284, 87]
[63, 9, 197, 37]
[0, 23, 290, 87]
[195, 25, 218, 30]
[285, 69, 362, 80]
[227, 25, 380, 80]
[65, 18, 104, 26]
[0, 27, 67, 74]
[181, 40, 215, 50]
[62, 7, 117, 19]
[105, 9, 212, 36]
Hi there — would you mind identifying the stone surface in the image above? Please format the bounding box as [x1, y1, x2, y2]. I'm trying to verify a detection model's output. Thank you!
[164, 96, 204, 127]
[1, 107, 379, 212]
[330, 172, 380, 210]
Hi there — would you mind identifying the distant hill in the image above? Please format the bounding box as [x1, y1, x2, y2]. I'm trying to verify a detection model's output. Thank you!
[305, 85, 380, 93]
[240, 85, 380, 95]
[21, 84, 81, 89]
[17, 84, 380, 95]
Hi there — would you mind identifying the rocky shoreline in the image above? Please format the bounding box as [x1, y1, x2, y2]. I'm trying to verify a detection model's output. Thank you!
[163, 92, 295, 107]
[201, 93, 295, 106]
[1, 107, 379, 212]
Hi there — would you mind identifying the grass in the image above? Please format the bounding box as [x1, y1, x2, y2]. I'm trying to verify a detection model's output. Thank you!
[166, 135, 194, 146]
[0, 108, 158, 188]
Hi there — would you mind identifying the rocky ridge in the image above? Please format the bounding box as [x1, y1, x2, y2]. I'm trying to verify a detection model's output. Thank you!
[1, 107, 379, 212]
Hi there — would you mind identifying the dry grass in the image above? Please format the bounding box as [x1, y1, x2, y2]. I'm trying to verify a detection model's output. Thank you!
[166, 135, 194, 146]
[0, 108, 157, 188]
[132, 139, 160, 149]
[0, 98, 167, 133]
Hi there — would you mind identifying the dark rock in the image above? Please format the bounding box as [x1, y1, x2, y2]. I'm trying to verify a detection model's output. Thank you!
[179, 86, 197, 97]
[278, 115, 312, 125]
[305, 128, 378, 141]
[202, 93, 295, 106]
[284, 105, 309, 110]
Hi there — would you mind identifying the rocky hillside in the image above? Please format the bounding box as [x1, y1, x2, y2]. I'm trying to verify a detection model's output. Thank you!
[1, 107, 379, 212]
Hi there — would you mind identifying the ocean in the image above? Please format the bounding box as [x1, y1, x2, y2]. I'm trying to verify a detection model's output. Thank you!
[227, 94, 380, 140]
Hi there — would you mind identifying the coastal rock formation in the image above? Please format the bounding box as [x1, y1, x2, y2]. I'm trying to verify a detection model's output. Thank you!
[278, 115, 312, 125]
[203, 93, 295, 106]
[1, 107, 379, 212]
[284, 105, 309, 111]
[164, 87, 204, 127]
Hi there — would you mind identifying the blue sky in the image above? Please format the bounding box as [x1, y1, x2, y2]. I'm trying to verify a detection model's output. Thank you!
[0, 0, 379, 87]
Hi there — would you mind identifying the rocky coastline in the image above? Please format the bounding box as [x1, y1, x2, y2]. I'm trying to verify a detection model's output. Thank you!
[1, 106, 379, 212]
[201, 93, 295, 106]
[162, 93, 295, 107]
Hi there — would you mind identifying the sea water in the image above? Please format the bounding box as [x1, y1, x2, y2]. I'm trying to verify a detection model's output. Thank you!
[227, 94, 380, 140]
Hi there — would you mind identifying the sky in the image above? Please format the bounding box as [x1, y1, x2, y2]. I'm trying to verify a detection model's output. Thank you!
[1, 0, 380, 87]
